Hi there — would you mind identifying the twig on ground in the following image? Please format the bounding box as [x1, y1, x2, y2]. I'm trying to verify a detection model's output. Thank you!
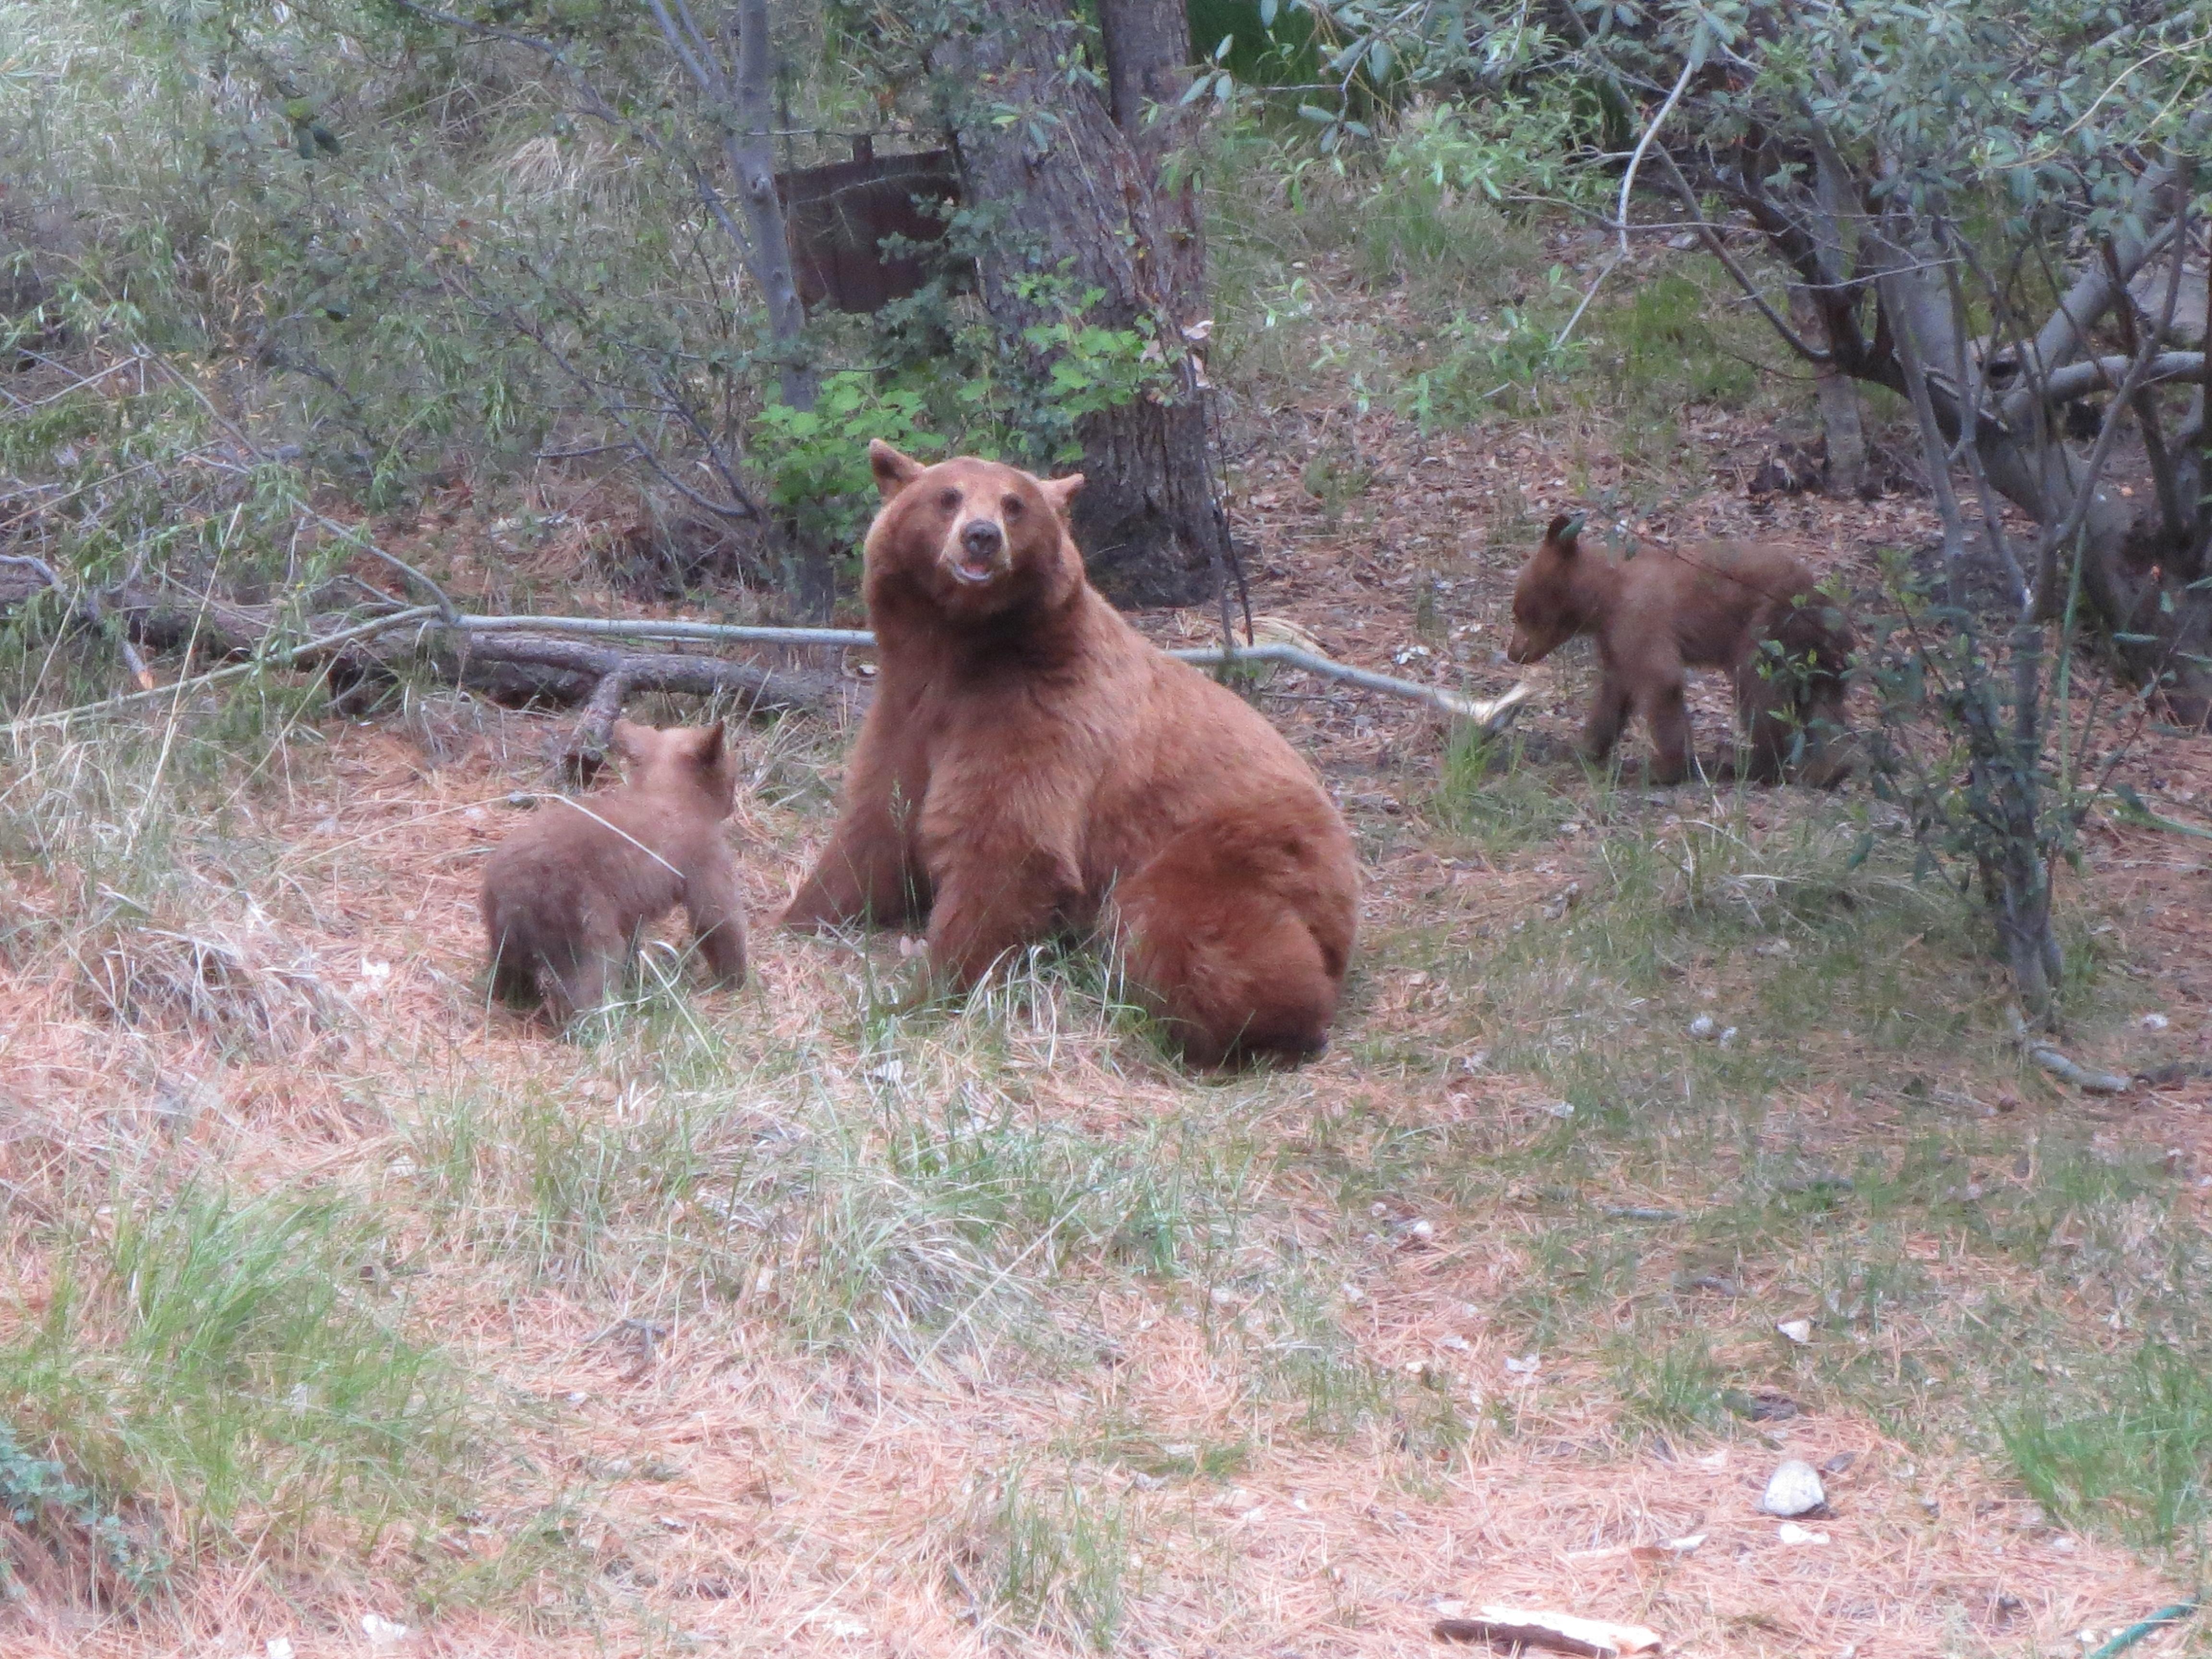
[0, 552, 158, 692]
[2007, 1007, 2131, 1094]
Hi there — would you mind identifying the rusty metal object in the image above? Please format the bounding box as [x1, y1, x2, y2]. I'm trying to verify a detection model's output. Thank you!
[774, 137, 962, 314]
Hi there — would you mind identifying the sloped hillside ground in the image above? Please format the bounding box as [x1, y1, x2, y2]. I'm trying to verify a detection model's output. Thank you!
[1, 196, 2210, 1657]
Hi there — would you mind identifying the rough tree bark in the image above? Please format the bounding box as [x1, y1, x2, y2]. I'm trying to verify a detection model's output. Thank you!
[643, 0, 835, 615]
[1787, 284, 1866, 498]
[923, 0, 1230, 610]
[1686, 123, 2212, 719]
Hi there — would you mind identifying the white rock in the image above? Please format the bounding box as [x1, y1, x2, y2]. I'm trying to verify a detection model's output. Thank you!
[1544, 1100, 1576, 1119]
[1776, 1522, 1830, 1545]
[1689, 1013, 1717, 1039]
[266, 1642, 296, 1659]
[1777, 1318, 1813, 1345]
[2141, 1012, 2170, 1030]
[1718, 1026, 1739, 1048]
[1503, 1352, 1541, 1375]
[361, 1613, 413, 1648]
[1757, 1458, 1827, 1517]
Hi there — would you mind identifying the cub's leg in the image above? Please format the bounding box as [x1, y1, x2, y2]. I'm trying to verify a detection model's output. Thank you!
[684, 849, 750, 987]
[1581, 671, 1635, 764]
[1733, 655, 1795, 784]
[1638, 671, 1695, 784]
[542, 918, 626, 1029]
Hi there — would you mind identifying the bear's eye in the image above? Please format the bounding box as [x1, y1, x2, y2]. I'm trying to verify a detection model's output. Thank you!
[937, 487, 961, 512]
[1001, 494, 1024, 519]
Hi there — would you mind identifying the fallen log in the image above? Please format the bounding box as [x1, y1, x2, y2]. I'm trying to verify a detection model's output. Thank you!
[10, 589, 1526, 750]
[6, 604, 845, 736]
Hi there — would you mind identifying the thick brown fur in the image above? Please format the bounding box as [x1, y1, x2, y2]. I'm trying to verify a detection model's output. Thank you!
[781, 441, 1359, 1067]
[481, 720, 748, 1026]
[1507, 513, 1858, 786]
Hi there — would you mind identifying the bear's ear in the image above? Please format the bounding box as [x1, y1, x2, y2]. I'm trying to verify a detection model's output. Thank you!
[610, 719, 655, 765]
[689, 720, 726, 767]
[869, 440, 924, 500]
[1038, 472, 1085, 519]
[1546, 511, 1586, 551]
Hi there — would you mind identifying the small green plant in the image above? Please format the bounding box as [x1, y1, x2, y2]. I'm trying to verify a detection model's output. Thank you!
[0, 1185, 470, 1546]
[1595, 272, 1757, 411]
[1613, 1335, 1731, 1440]
[970, 1467, 1132, 1652]
[2001, 1342, 2212, 1551]
[1400, 280, 1588, 431]
[0, 1420, 168, 1599]
[751, 371, 945, 556]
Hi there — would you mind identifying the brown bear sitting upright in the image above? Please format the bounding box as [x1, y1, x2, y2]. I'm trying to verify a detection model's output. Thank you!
[1506, 513, 1857, 785]
[482, 719, 748, 1027]
[782, 441, 1358, 1066]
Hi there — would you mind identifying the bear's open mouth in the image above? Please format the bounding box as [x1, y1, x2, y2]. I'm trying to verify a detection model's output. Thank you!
[949, 556, 1000, 585]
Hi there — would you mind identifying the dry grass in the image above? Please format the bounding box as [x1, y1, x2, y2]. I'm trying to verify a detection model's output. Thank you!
[0, 652, 2200, 1655]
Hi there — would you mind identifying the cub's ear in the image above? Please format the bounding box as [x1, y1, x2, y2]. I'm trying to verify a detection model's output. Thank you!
[689, 720, 727, 766]
[869, 439, 924, 500]
[1546, 511, 1586, 551]
[1038, 472, 1085, 518]
[610, 718, 655, 764]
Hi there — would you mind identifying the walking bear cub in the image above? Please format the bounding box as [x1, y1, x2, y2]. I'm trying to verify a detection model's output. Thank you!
[482, 719, 748, 1026]
[1507, 513, 1857, 785]
[782, 440, 1358, 1067]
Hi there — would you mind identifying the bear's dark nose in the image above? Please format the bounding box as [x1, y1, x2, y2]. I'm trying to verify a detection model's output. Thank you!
[950, 518, 1005, 583]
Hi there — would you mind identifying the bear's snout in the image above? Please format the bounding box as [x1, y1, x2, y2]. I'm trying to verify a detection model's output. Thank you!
[1505, 627, 1537, 663]
[949, 517, 1009, 584]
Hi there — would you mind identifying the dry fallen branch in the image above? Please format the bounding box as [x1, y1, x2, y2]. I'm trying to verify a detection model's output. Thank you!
[5, 594, 1533, 751]
[2007, 1007, 2131, 1094]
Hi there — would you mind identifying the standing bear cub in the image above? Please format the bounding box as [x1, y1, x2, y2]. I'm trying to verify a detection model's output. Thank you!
[1507, 513, 1857, 785]
[482, 719, 748, 1027]
[782, 441, 1358, 1067]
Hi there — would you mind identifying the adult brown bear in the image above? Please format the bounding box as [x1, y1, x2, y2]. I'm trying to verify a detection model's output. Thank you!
[1506, 513, 1857, 786]
[782, 441, 1358, 1066]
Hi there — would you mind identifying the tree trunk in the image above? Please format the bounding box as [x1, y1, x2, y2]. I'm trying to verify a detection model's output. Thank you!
[721, 0, 835, 617]
[925, 0, 1229, 610]
[1788, 284, 1866, 498]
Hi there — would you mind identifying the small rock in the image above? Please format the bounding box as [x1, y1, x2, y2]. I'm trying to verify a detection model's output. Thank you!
[1689, 1013, 1717, 1039]
[1544, 1100, 1576, 1119]
[1503, 1352, 1541, 1375]
[1438, 1334, 1471, 1353]
[1718, 1026, 1739, 1048]
[1777, 1318, 1813, 1345]
[2141, 1012, 2170, 1030]
[1758, 1459, 1827, 1517]
[1821, 1451, 1859, 1476]
[361, 1614, 413, 1648]
[1776, 1522, 1830, 1545]
[267, 1643, 296, 1659]
[1668, 230, 1700, 250]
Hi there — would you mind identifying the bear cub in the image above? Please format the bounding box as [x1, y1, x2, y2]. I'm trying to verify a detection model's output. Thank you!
[482, 719, 748, 1026]
[1507, 513, 1857, 785]
[782, 440, 1359, 1068]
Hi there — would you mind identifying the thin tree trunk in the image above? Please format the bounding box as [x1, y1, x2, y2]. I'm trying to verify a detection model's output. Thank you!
[925, 0, 1228, 609]
[722, 0, 834, 617]
[1788, 284, 1866, 498]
